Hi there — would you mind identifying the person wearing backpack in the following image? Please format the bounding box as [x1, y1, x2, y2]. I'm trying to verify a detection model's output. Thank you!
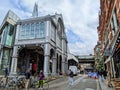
[25, 68, 31, 90]
[69, 69, 74, 86]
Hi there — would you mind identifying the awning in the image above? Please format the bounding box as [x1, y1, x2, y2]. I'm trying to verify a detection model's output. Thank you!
[67, 54, 78, 63]
[104, 56, 111, 64]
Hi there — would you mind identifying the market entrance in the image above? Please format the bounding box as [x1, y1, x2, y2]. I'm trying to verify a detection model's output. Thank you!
[17, 47, 44, 75]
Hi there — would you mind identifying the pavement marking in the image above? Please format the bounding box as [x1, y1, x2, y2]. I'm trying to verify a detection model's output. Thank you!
[73, 75, 86, 86]
[96, 79, 100, 90]
[85, 88, 95, 90]
[63, 75, 85, 89]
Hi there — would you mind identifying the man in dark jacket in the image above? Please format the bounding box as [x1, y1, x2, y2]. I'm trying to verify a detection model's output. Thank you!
[25, 68, 31, 90]
[4, 65, 9, 77]
[69, 69, 74, 86]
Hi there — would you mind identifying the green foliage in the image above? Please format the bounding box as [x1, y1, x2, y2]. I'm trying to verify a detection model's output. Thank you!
[98, 61, 105, 71]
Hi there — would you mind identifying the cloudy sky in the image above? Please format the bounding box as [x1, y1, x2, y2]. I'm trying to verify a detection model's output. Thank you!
[0, 0, 100, 55]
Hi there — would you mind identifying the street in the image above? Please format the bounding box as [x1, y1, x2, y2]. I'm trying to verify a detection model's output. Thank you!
[45, 74, 101, 90]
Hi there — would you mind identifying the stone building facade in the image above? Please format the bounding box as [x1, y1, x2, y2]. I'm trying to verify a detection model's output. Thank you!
[0, 4, 68, 77]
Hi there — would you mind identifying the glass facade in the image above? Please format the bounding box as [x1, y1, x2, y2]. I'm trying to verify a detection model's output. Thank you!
[0, 23, 15, 69]
[1, 50, 10, 69]
[5, 24, 14, 46]
[1, 24, 14, 47]
[19, 22, 45, 40]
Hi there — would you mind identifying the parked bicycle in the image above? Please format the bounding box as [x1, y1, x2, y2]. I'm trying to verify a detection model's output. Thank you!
[31, 79, 49, 90]
[3, 76, 26, 90]
[0, 77, 6, 90]
[0, 76, 17, 90]
[14, 76, 26, 90]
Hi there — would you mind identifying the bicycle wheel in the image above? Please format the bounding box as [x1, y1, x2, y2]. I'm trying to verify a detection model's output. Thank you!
[34, 81, 39, 88]
[0, 83, 5, 90]
[43, 80, 49, 90]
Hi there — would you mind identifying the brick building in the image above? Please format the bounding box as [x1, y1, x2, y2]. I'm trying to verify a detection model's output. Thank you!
[95, 0, 120, 78]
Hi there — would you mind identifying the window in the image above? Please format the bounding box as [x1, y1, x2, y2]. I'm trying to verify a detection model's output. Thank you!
[9, 24, 14, 36]
[35, 23, 39, 38]
[51, 24, 56, 41]
[19, 22, 45, 40]
[39, 22, 45, 38]
[26, 24, 30, 39]
[113, 13, 117, 29]
[20, 25, 25, 39]
[1, 50, 9, 69]
[111, 19, 115, 36]
[30, 23, 35, 38]
[57, 34, 62, 48]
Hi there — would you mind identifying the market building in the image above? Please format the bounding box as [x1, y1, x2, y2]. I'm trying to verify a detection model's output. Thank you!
[0, 3, 68, 77]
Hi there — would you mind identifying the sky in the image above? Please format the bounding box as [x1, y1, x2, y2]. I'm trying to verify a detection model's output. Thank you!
[0, 0, 100, 55]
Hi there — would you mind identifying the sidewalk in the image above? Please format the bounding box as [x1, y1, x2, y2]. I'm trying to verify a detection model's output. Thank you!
[98, 78, 114, 90]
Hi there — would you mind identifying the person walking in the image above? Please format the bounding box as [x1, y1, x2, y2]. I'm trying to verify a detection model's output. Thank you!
[32, 60, 37, 76]
[38, 70, 45, 89]
[4, 65, 9, 78]
[98, 70, 103, 81]
[25, 68, 31, 90]
[69, 69, 74, 86]
[103, 70, 107, 79]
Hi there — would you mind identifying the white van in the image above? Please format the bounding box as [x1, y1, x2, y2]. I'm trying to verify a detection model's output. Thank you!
[69, 66, 77, 76]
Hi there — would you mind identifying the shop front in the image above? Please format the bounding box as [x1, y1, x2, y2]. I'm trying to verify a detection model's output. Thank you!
[113, 43, 120, 78]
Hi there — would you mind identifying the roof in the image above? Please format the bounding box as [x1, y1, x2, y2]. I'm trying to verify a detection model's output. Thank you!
[67, 54, 78, 63]
[78, 55, 94, 59]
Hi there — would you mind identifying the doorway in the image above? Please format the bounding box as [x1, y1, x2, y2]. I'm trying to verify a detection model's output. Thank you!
[17, 47, 44, 75]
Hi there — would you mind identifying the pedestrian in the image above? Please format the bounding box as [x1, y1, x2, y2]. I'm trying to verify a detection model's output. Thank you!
[25, 68, 31, 90]
[67, 69, 70, 75]
[32, 60, 37, 76]
[88, 71, 93, 78]
[103, 70, 107, 79]
[69, 69, 74, 86]
[98, 70, 103, 81]
[38, 70, 45, 89]
[92, 71, 98, 79]
[4, 64, 9, 78]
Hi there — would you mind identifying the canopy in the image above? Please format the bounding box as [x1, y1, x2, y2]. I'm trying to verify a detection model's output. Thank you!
[67, 54, 78, 63]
